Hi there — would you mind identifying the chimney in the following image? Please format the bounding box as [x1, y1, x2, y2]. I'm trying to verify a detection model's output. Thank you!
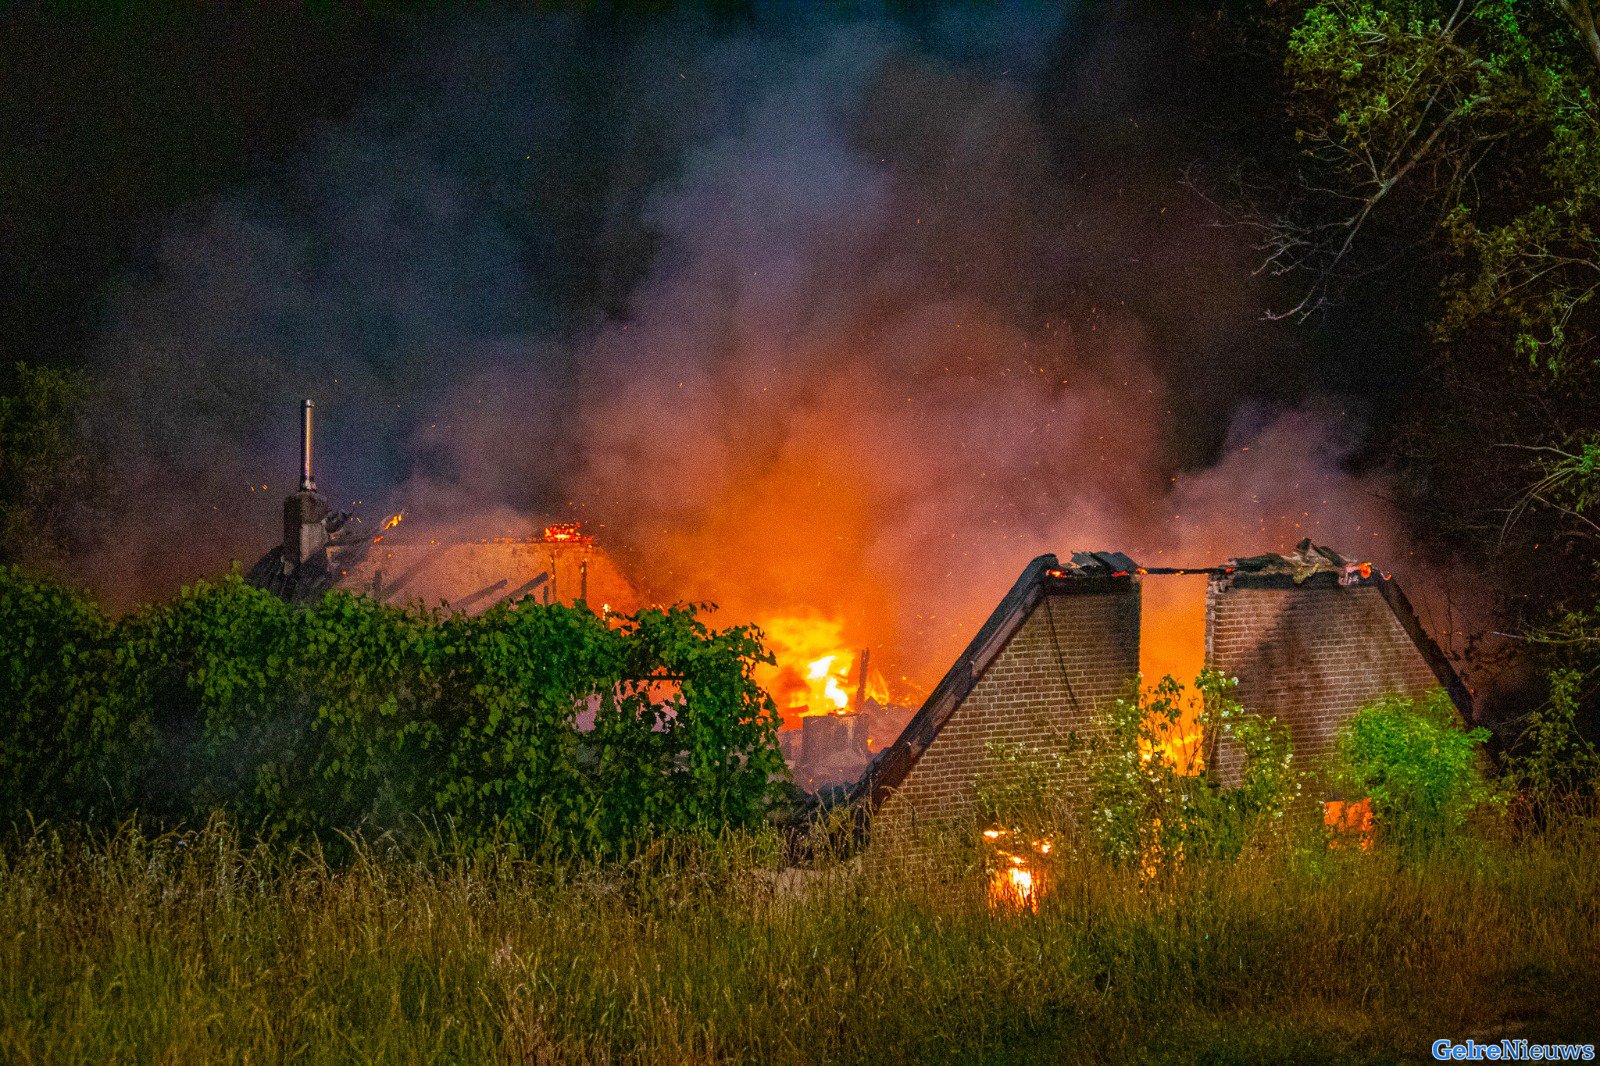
[282, 398, 330, 572]
[300, 398, 316, 492]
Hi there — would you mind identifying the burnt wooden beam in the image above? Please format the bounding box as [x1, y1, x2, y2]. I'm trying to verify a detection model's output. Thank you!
[493, 571, 550, 608]
[1375, 576, 1477, 725]
[453, 578, 510, 613]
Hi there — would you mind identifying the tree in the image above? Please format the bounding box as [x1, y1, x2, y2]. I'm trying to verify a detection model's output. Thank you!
[1221, 0, 1600, 753]
[0, 363, 102, 571]
[1246, 0, 1600, 354]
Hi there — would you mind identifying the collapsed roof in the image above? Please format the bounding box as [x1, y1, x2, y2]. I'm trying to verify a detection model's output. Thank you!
[250, 513, 641, 616]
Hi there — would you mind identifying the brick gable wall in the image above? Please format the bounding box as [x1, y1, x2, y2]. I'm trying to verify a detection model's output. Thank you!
[1204, 577, 1440, 786]
[876, 585, 1139, 834]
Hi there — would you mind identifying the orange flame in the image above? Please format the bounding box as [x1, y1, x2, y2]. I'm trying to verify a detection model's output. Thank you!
[1138, 574, 1209, 771]
[755, 613, 893, 728]
[984, 826, 1049, 912]
[371, 511, 405, 543]
[1324, 798, 1374, 850]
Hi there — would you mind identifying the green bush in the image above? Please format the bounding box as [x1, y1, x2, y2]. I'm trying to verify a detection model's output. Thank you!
[0, 566, 148, 823]
[1331, 689, 1495, 847]
[1087, 670, 1297, 871]
[1506, 665, 1600, 801]
[0, 567, 786, 853]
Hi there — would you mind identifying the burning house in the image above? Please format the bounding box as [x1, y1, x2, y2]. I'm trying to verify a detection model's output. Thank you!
[246, 403, 1468, 829]
[248, 401, 640, 614]
[245, 403, 909, 784]
[854, 545, 1470, 840]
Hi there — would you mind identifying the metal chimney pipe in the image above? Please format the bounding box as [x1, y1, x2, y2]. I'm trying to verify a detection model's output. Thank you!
[300, 399, 316, 492]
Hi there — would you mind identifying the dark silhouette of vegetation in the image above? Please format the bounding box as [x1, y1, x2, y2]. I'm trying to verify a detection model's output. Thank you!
[1209, 0, 1600, 754]
[0, 566, 786, 854]
[0, 364, 102, 572]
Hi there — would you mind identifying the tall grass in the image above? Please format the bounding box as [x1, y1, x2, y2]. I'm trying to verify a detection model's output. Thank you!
[1, 812, 1597, 1063]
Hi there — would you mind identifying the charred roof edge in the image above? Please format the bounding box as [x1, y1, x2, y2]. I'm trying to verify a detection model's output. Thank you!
[849, 552, 1141, 812]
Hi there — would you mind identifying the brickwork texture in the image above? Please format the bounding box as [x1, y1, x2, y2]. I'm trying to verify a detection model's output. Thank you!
[1205, 579, 1439, 787]
[877, 586, 1140, 833]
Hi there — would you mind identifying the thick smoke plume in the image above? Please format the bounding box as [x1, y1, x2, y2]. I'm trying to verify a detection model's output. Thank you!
[80, 7, 1425, 692]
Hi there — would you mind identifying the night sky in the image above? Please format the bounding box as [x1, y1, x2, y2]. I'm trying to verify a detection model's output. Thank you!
[1, 2, 1438, 617]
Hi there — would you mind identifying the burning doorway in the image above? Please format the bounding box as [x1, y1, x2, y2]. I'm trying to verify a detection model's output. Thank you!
[1138, 572, 1210, 771]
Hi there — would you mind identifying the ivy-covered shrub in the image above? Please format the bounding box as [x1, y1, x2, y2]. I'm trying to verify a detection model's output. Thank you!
[1087, 670, 1297, 871]
[0, 566, 148, 823]
[1330, 690, 1495, 848]
[0, 568, 785, 853]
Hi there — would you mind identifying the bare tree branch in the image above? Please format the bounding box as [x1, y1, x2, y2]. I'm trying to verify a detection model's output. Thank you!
[1556, 0, 1600, 73]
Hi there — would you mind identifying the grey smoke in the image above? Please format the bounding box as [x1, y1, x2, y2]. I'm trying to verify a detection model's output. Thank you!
[80, 5, 1421, 687]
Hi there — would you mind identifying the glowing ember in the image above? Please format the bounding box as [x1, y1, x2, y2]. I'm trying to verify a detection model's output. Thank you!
[541, 521, 590, 544]
[983, 826, 1049, 912]
[372, 511, 405, 543]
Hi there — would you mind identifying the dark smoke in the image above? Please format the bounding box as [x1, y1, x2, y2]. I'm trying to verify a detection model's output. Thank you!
[78, 5, 1437, 685]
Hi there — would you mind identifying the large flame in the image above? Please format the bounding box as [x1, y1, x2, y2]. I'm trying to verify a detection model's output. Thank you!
[755, 612, 895, 727]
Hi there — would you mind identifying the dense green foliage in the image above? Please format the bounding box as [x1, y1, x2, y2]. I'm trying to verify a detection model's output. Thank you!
[1086, 671, 1297, 869]
[2, 810, 1596, 1062]
[1330, 690, 1497, 846]
[1505, 663, 1600, 796]
[0, 567, 140, 826]
[0, 566, 785, 853]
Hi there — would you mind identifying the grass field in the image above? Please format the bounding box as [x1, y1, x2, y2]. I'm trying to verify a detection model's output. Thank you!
[1, 813, 1597, 1064]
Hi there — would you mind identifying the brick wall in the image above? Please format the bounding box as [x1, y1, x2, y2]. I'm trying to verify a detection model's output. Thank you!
[876, 584, 1140, 833]
[1205, 576, 1439, 787]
